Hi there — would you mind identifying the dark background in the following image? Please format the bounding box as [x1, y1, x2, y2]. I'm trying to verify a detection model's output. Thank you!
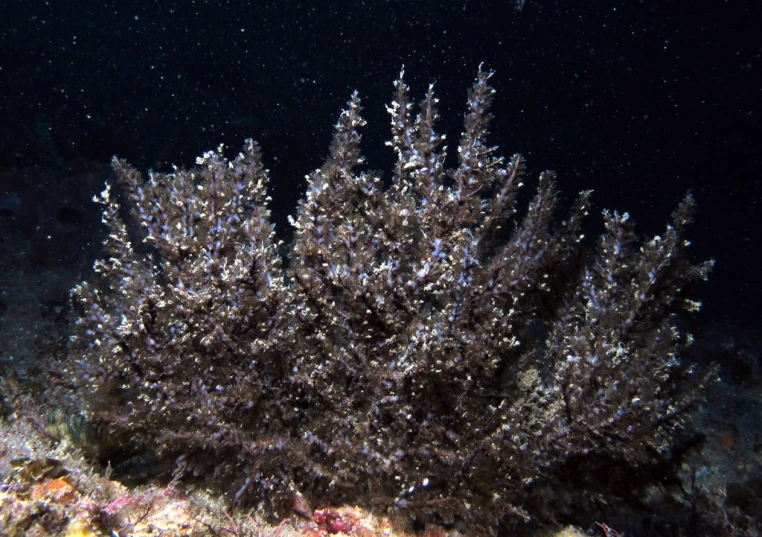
[1, 0, 760, 322]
